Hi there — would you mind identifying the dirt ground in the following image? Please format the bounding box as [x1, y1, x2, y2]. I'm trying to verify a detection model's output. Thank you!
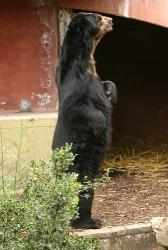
[92, 173, 168, 227]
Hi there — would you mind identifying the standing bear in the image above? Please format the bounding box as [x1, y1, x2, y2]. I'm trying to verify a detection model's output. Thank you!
[52, 12, 117, 229]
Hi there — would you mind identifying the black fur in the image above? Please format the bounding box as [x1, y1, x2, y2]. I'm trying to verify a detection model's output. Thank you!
[52, 13, 117, 229]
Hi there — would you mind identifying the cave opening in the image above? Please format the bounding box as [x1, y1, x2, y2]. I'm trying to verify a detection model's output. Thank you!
[95, 15, 168, 142]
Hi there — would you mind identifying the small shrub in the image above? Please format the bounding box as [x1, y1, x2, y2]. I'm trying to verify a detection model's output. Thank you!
[0, 144, 100, 250]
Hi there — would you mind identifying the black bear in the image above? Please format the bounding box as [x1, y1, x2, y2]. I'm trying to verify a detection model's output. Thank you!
[52, 12, 117, 229]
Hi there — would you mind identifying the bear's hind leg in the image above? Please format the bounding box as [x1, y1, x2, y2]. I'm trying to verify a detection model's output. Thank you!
[69, 146, 104, 229]
[71, 187, 102, 229]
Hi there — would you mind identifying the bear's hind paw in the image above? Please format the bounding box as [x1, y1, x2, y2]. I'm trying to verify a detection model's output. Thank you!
[71, 218, 102, 229]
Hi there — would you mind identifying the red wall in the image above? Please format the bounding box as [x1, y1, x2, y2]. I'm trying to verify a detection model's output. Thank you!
[1, 0, 168, 114]
[0, 0, 57, 113]
[55, 0, 168, 28]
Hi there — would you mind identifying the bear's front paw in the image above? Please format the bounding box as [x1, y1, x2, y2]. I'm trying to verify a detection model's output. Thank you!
[102, 80, 117, 104]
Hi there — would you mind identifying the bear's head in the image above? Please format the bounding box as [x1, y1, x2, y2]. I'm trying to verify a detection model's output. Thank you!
[69, 12, 113, 40]
[68, 13, 112, 77]
[63, 13, 113, 78]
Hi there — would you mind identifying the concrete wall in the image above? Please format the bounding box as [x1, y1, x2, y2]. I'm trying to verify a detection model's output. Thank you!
[0, 0, 57, 113]
[1, 0, 168, 114]
[0, 113, 56, 191]
[55, 0, 168, 28]
[76, 223, 165, 250]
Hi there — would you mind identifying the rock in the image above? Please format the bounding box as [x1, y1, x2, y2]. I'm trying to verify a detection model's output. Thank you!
[20, 100, 32, 112]
[151, 217, 168, 247]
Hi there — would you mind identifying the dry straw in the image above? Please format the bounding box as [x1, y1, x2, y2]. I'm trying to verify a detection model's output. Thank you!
[102, 136, 168, 177]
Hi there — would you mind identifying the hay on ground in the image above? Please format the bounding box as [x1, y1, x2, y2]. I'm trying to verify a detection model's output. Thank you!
[102, 137, 168, 177]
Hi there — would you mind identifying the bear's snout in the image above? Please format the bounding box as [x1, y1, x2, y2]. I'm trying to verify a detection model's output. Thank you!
[102, 16, 113, 32]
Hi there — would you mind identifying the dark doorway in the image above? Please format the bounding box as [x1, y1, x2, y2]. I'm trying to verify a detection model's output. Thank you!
[95, 15, 168, 140]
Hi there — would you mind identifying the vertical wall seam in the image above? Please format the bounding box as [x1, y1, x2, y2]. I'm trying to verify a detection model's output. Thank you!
[119, 0, 129, 17]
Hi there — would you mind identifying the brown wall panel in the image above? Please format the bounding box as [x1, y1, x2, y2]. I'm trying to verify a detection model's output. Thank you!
[55, 0, 120, 16]
[55, 0, 168, 28]
[129, 0, 168, 27]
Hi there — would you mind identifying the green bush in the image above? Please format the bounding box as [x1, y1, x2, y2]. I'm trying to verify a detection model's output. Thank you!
[0, 144, 100, 250]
